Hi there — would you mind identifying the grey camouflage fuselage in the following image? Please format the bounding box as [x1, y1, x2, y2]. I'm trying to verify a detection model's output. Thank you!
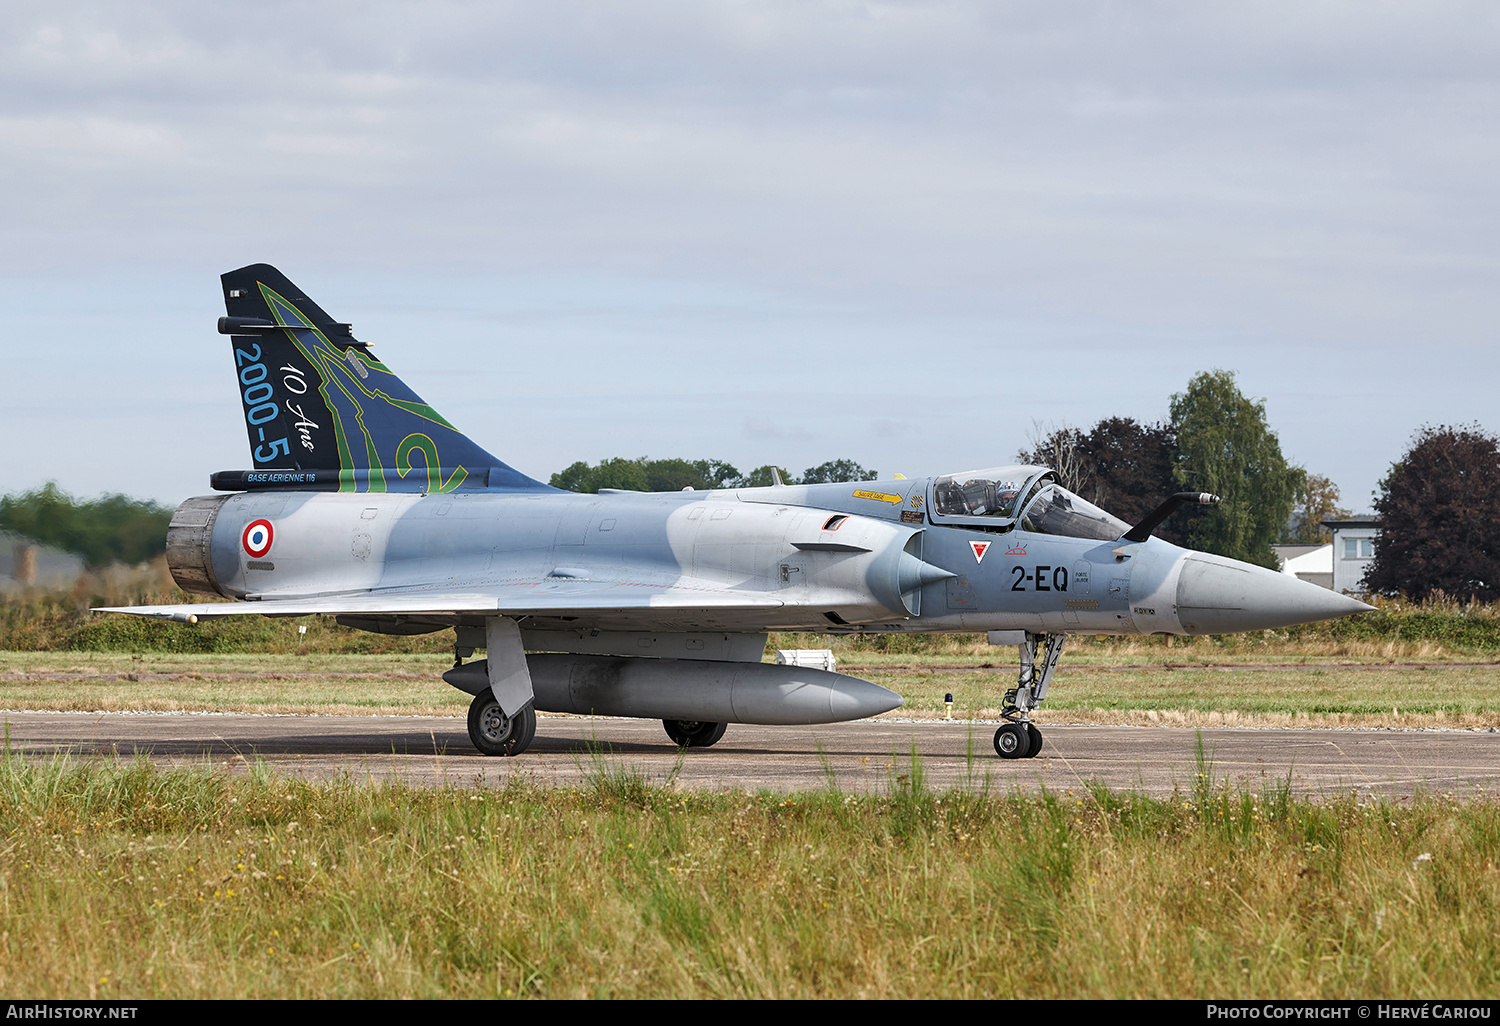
[102, 263, 1372, 757]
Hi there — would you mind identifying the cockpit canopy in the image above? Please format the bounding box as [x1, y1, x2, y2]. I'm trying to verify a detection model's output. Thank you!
[932, 468, 1030, 519]
[1017, 482, 1131, 542]
[928, 466, 1130, 542]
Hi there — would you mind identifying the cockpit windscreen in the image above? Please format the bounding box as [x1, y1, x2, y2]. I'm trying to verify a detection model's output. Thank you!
[1018, 485, 1130, 542]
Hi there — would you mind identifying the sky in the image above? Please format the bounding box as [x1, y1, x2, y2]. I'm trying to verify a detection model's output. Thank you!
[3, 1, 1497, 513]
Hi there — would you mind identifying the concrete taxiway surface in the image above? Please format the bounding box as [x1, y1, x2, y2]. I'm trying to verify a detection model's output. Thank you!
[1, 710, 1496, 799]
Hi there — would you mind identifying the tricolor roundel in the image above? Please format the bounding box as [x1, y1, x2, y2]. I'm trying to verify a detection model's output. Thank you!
[242, 519, 275, 558]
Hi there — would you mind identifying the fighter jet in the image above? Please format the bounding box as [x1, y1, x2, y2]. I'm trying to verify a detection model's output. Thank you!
[101, 264, 1373, 759]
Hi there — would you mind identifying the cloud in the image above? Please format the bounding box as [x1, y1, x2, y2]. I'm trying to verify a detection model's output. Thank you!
[2, 2, 1498, 503]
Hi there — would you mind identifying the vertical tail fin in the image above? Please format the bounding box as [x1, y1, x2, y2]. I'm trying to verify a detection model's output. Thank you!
[214, 263, 549, 493]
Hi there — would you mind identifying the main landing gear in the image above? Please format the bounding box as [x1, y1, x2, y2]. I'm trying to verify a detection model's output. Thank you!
[662, 719, 727, 748]
[993, 632, 1066, 760]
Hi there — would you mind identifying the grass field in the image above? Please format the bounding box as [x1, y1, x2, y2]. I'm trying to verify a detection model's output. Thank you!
[0, 746, 1495, 999]
[2, 590, 1497, 998]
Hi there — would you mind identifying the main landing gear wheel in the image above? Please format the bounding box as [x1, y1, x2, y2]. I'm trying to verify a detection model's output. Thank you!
[993, 722, 1035, 760]
[467, 692, 537, 756]
[1026, 723, 1043, 758]
[662, 719, 727, 748]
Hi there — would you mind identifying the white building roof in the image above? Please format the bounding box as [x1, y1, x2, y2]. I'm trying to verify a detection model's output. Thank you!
[1278, 543, 1332, 577]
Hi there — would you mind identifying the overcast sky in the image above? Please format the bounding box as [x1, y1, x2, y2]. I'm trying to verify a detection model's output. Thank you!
[3, 1, 1497, 511]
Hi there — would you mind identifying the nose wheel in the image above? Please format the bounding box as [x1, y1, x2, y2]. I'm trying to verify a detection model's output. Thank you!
[993, 721, 1044, 759]
[993, 632, 1065, 760]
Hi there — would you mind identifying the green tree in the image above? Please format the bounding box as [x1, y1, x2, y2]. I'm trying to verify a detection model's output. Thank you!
[1169, 370, 1304, 568]
[800, 459, 877, 484]
[0, 482, 173, 568]
[1283, 474, 1351, 545]
[639, 459, 714, 492]
[549, 458, 744, 493]
[742, 465, 797, 488]
[685, 460, 744, 489]
[549, 457, 651, 493]
[549, 456, 875, 493]
[549, 461, 604, 492]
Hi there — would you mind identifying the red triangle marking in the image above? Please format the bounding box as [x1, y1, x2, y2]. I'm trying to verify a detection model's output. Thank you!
[970, 541, 990, 563]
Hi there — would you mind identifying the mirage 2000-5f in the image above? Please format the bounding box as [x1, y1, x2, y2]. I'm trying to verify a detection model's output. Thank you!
[103, 264, 1372, 759]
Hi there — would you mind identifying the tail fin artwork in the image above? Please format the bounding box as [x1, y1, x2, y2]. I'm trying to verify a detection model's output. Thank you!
[211, 264, 549, 494]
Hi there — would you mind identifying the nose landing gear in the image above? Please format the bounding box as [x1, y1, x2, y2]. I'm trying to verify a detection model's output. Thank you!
[993, 632, 1065, 760]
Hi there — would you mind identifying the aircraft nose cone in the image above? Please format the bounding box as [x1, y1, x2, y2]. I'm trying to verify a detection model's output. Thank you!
[1175, 553, 1374, 634]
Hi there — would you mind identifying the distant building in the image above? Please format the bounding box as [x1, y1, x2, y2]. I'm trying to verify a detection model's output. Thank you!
[1321, 516, 1381, 595]
[0, 529, 86, 594]
[1272, 543, 1333, 590]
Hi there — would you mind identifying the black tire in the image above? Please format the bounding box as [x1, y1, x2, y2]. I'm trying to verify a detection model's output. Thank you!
[993, 723, 1030, 760]
[1025, 723, 1044, 758]
[467, 692, 537, 756]
[662, 719, 728, 748]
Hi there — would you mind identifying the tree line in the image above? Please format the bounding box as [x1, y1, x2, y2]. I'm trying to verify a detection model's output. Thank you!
[549, 458, 877, 494]
[553, 371, 1329, 571]
[0, 462, 881, 571]
[5, 374, 1493, 602]
[0, 483, 174, 569]
[1018, 369, 1343, 569]
[1028, 382, 1497, 599]
[557, 371, 1499, 601]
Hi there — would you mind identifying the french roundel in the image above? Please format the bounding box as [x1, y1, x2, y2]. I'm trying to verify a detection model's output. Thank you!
[242, 519, 275, 558]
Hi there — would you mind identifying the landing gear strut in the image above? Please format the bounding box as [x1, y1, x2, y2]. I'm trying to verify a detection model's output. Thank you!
[993, 632, 1065, 760]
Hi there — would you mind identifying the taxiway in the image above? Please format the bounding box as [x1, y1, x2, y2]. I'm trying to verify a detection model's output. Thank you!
[1, 710, 1495, 799]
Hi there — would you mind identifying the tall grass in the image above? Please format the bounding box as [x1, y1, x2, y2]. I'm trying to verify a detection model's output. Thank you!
[0, 747, 1494, 998]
